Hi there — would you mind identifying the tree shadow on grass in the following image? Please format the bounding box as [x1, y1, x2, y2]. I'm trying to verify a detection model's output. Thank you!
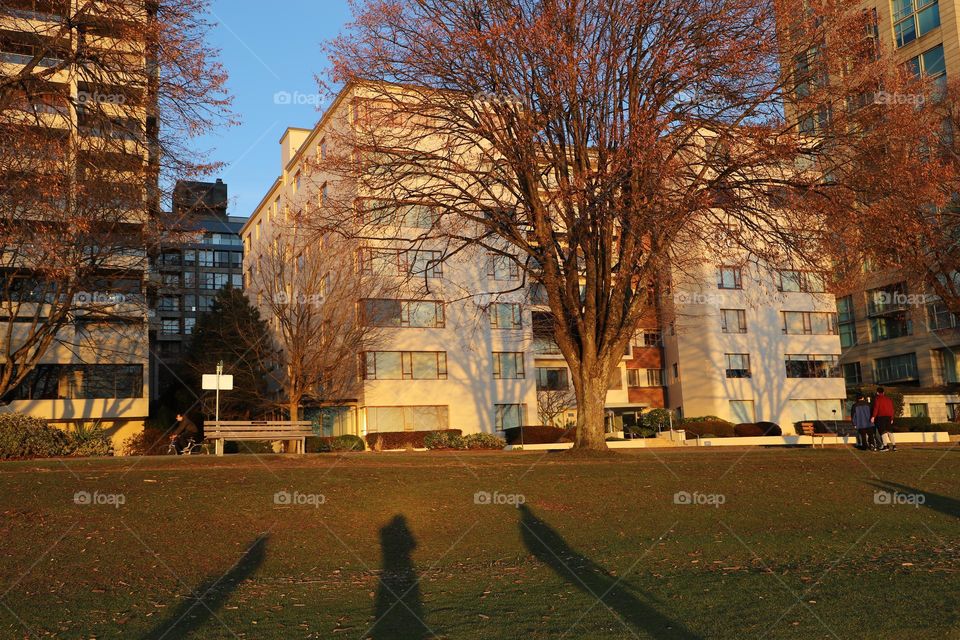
[140, 534, 268, 640]
[519, 505, 702, 639]
[369, 515, 430, 639]
[869, 480, 960, 520]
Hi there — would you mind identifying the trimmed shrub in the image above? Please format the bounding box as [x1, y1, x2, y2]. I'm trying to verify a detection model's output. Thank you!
[120, 427, 169, 456]
[0, 414, 72, 459]
[625, 425, 656, 439]
[929, 422, 960, 435]
[642, 408, 677, 430]
[503, 425, 575, 445]
[734, 423, 766, 437]
[756, 422, 782, 436]
[681, 415, 733, 425]
[68, 425, 112, 457]
[461, 433, 506, 450]
[424, 431, 466, 450]
[365, 429, 462, 450]
[683, 420, 735, 439]
[890, 416, 931, 432]
[330, 434, 365, 451]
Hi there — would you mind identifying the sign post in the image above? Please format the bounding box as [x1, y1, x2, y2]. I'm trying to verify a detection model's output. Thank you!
[202, 362, 234, 429]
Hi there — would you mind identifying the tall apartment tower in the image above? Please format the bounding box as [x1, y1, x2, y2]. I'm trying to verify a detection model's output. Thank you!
[819, 1, 960, 421]
[150, 179, 245, 400]
[241, 84, 667, 437]
[0, 0, 154, 447]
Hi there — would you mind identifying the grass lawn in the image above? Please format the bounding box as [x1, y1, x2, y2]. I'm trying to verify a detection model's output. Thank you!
[0, 446, 958, 639]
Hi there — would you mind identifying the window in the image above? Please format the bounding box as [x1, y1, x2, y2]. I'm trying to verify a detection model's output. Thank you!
[837, 295, 857, 347]
[934, 348, 958, 384]
[183, 272, 196, 288]
[720, 309, 747, 334]
[363, 351, 447, 380]
[537, 367, 568, 391]
[782, 311, 838, 335]
[361, 299, 445, 328]
[908, 44, 947, 90]
[487, 253, 520, 281]
[947, 402, 960, 421]
[198, 250, 214, 267]
[927, 299, 958, 331]
[894, 0, 940, 48]
[492, 352, 525, 379]
[494, 404, 526, 430]
[183, 317, 196, 335]
[672, 362, 679, 379]
[608, 367, 623, 390]
[870, 315, 913, 342]
[366, 406, 449, 432]
[717, 266, 742, 290]
[490, 303, 522, 329]
[874, 353, 919, 383]
[157, 296, 179, 312]
[161, 319, 179, 335]
[2, 364, 143, 401]
[319, 138, 327, 160]
[627, 369, 663, 387]
[529, 283, 549, 304]
[776, 270, 825, 293]
[161, 273, 180, 287]
[639, 330, 662, 347]
[729, 400, 756, 423]
[909, 403, 929, 418]
[293, 171, 301, 194]
[843, 362, 863, 385]
[725, 353, 751, 378]
[785, 354, 840, 378]
[183, 249, 197, 266]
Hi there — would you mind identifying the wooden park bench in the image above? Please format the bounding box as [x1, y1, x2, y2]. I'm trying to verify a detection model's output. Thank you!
[205, 421, 314, 456]
[801, 421, 857, 448]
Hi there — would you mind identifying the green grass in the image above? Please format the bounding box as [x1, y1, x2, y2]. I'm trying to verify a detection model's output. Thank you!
[0, 447, 958, 639]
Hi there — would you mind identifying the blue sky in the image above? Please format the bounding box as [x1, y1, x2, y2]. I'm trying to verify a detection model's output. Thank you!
[191, 1, 353, 219]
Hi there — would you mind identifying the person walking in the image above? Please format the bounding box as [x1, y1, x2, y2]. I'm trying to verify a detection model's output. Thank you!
[851, 394, 875, 450]
[871, 387, 897, 452]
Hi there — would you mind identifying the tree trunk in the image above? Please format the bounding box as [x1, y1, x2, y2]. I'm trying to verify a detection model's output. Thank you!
[572, 366, 609, 450]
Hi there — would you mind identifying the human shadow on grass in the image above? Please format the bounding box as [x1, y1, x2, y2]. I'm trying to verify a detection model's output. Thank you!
[519, 505, 702, 639]
[140, 534, 268, 640]
[869, 480, 960, 520]
[369, 515, 430, 639]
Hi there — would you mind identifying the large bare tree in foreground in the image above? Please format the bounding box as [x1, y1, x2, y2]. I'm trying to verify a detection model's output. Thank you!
[316, 0, 948, 449]
[0, 0, 232, 400]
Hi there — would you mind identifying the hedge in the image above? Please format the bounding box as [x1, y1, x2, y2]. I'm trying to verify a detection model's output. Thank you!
[462, 433, 506, 449]
[0, 414, 112, 459]
[503, 425, 575, 445]
[733, 423, 783, 437]
[365, 429, 462, 450]
[683, 420, 735, 438]
[307, 434, 366, 452]
[930, 422, 960, 435]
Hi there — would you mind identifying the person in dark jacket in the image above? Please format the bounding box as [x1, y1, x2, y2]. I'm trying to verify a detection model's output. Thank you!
[871, 387, 896, 452]
[851, 395, 877, 450]
[171, 413, 200, 454]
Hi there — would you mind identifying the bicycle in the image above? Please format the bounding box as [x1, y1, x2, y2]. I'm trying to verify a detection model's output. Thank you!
[166, 436, 208, 456]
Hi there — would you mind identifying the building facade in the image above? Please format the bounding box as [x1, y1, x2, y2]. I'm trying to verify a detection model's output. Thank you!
[241, 85, 667, 437]
[150, 179, 245, 400]
[832, 0, 960, 421]
[0, 0, 154, 446]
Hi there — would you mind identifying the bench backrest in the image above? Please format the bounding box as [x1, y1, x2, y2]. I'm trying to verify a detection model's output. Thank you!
[206, 421, 314, 437]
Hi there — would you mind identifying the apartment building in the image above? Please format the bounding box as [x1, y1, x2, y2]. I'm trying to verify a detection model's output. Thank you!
[150, 179, 245, 399]
[0, 0, 153, 445]
[829, 1, 960, 421]
[241, 84, 667, 437]
[664, 260, 846, 427]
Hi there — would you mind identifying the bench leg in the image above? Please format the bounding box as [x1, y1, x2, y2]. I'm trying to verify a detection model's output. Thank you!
[216, 439, 224, 456]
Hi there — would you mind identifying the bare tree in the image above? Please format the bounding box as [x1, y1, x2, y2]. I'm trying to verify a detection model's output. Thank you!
[246, 224, 389, 421]
[0, 0, 233, 400]
[313, 0, 946, 449]
[536, 388, 576, 428]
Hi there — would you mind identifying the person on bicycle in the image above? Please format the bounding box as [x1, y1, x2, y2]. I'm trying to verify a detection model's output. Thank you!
[171, 413, 199, 454]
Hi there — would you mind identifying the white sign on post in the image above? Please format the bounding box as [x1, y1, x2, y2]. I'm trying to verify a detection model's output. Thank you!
[202, 374, 234, 390]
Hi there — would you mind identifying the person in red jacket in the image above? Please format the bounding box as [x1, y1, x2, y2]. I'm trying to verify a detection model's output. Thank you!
[871, 387, 897, 452]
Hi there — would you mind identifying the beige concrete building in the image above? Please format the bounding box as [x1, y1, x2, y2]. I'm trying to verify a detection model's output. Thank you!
[0, 0, 153, 447]
[241, 83, 667, 437]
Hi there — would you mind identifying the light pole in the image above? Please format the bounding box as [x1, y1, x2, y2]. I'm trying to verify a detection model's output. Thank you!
[215, 360, 223, 428]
